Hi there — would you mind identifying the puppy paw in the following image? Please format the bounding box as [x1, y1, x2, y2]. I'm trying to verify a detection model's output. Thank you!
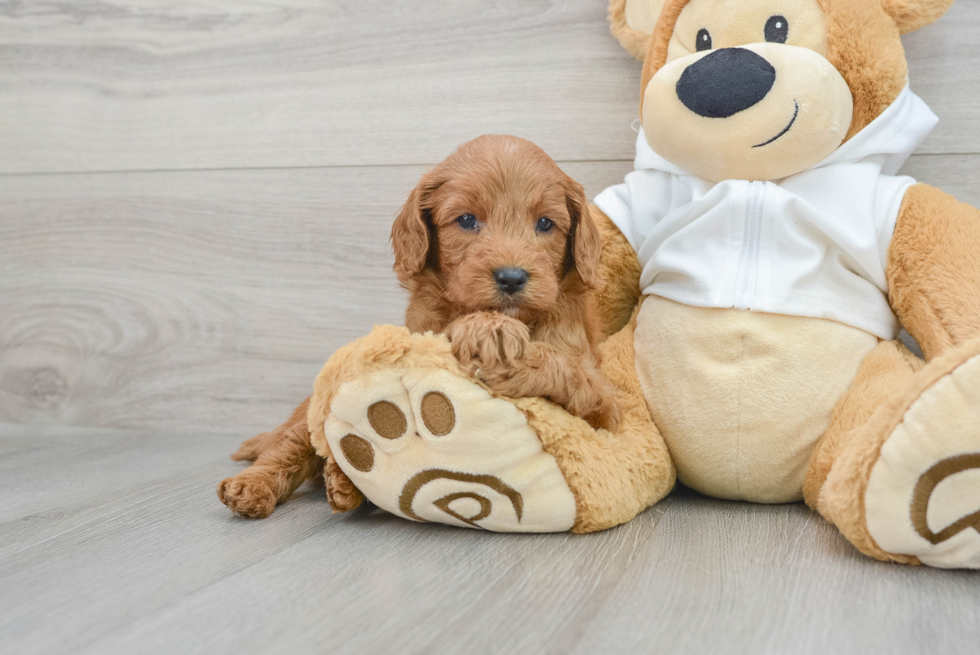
[448, 311, 531, 372]
[318, 366, 576, 532]
[217, 474, 278, 518]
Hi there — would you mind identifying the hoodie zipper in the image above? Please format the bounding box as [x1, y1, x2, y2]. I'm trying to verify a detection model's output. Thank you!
[734, 181, 766, 310]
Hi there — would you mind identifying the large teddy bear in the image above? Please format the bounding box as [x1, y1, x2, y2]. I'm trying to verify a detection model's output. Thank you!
[236, 0, 980, 569]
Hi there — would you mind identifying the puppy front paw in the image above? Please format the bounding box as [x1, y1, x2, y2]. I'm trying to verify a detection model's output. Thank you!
[448, 312, 531, 372]
[217, 473, 278, 518]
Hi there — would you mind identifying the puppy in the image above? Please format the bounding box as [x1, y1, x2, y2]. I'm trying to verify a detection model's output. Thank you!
[218, 135, 618, 519]
[397, 135, 619, 429]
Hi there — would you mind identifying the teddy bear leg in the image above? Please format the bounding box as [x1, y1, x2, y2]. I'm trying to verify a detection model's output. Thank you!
[805, 337, 980, 568]
[307, 322, 674, 533]
[516, 306, 676, 533]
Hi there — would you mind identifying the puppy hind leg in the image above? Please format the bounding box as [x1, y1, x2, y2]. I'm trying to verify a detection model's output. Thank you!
[218, 421, 324, 519]
[229, 397, 312, 462]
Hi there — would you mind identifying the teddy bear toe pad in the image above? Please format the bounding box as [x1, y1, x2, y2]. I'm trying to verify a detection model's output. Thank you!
[322, 368, 577, 532]
[865, 350, 980, 569]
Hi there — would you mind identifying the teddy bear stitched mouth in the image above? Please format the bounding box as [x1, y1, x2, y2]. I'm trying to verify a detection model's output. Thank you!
[753, 101, 800, 148]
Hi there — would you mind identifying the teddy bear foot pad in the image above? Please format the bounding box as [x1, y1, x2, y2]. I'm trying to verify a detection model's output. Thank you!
[323, 367, 578, 532]
[865, 347, 980, 568]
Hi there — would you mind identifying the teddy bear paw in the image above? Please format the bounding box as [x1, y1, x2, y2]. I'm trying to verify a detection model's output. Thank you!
[865, 346, 980, 568]
[320, 367, 577, 532]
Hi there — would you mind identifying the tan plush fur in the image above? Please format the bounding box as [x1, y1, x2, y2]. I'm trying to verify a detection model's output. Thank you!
[887, 183, 980, 362]
[609, 0, 654, 60]
[219, 135, 621, 517]
[588, 205, 642, 338]
[803, 341, 924, 516]
[881, 0, 955, 34]
[817, 0, 909, 140]
[814, 336, 980, 563]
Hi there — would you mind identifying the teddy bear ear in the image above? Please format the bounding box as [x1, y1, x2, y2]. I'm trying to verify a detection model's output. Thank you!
[880, 0, 955, 34]
[609, 0, 667, 60]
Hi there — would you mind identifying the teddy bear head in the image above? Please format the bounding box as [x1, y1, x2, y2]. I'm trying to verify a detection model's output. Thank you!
[609, 0, 954, 182]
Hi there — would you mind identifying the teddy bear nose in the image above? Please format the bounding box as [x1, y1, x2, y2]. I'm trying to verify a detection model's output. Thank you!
[676, 48, 776, 118]
[494, 268, 529, 295]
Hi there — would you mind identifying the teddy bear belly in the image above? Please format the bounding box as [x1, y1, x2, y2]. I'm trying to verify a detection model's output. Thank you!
[634, 296, 880, 503]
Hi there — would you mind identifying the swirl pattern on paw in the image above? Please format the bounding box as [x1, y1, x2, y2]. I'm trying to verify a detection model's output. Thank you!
[321, 367, 576, 532]
[866, 349, 980, 569]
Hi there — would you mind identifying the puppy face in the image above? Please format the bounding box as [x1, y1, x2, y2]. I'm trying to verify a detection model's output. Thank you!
[642, 0, 853, 182]
[391, 135, 601, 324]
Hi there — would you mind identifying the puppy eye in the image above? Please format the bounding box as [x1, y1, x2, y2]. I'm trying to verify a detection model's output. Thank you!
[536, 217, 555, 233]
[696, 28, 712, 52]
[455, 214, 478, 231]
[765, 16, 788, 44]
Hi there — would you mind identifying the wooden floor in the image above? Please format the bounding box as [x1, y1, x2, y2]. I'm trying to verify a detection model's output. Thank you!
[1, 1, 978, 653]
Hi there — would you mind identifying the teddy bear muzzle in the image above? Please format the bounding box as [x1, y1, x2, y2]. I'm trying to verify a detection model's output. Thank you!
[643, 43, 853, 183]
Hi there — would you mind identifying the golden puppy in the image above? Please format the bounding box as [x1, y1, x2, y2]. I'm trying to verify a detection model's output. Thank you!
[218, 135, 618, 518]
[396, 135, 619, 429]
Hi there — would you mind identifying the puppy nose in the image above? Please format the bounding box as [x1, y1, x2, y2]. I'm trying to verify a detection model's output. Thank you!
[494, 268, 529, 295]
[676, 48, 776, 118]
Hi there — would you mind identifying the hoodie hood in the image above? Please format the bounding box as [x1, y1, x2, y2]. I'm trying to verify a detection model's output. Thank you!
[633, 86, 938, 180]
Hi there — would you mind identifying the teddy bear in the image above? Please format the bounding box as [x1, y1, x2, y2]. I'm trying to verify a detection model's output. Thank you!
[257, 0, 980, 569]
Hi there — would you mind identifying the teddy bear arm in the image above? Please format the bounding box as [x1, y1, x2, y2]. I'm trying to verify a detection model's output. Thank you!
[887, 183, 980, 361]
[590, 203, 643, 338]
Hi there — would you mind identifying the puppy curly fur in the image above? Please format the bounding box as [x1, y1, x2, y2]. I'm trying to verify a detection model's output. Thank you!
[218, 135, 618, 518]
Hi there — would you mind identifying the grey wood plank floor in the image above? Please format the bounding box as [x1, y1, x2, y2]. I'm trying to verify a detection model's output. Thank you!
[2, 1, 979, 653]
[1, 422, 978, 655]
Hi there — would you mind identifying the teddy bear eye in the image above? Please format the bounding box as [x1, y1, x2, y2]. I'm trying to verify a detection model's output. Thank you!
[696, 28, 712, 52]
[765, 15, 789, 44]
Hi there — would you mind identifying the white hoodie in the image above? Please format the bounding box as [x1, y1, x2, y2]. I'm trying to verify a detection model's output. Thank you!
[594, 86, 938, 340]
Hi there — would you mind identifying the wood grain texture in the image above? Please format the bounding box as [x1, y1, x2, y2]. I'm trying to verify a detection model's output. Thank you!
[0, 425, 977, 655]
[0, 0, 977, 176]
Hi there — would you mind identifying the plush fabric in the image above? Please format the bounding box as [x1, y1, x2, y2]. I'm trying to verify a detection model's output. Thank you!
[881, 0, 956, 34]
[588, 205, 642, 338]
[308, 323, 675, 534]
[887, 183, 980, 361]
[609, 0, 664, 60]
[803, 339, 924, 510]
[635, 297, 878, 503]
[817, 336, 980, 565]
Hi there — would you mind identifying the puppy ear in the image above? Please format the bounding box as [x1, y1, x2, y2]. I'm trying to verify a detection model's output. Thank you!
[391, 175, 440, 284]
[609, 0, 666, 60]
[564, 177, 603, 289]
[880, 0, 954, 34]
